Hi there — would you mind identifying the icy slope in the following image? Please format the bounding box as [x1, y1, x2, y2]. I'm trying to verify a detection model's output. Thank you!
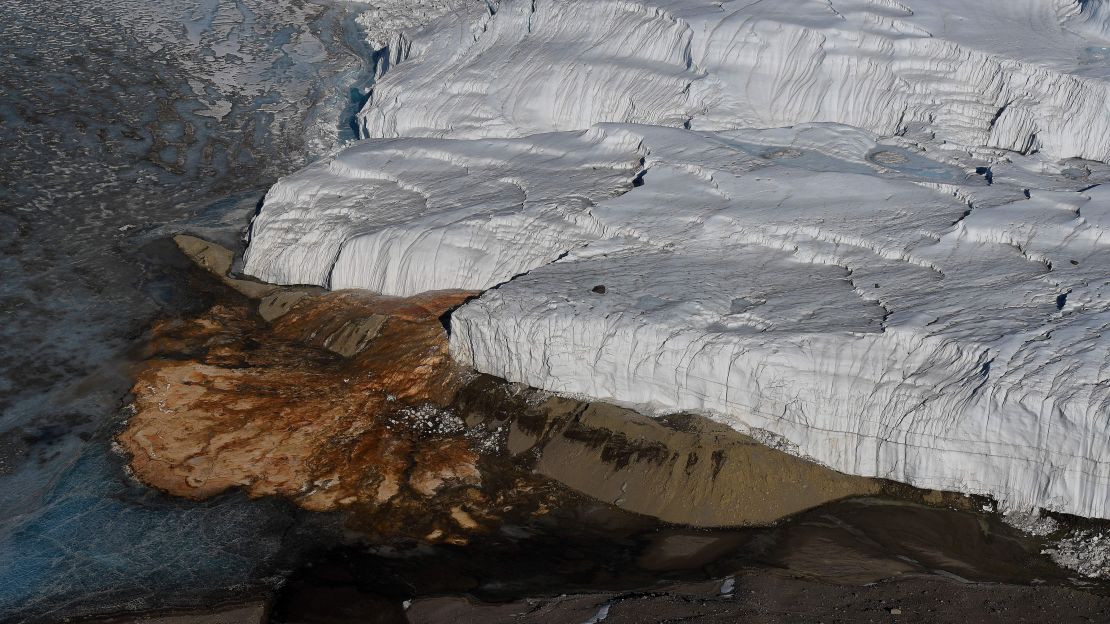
[359, 0, 1110, 161]
[244, 0, 1110, 517]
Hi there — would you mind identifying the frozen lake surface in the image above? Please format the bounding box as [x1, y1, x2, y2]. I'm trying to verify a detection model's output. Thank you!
[0, 0, 370, 618]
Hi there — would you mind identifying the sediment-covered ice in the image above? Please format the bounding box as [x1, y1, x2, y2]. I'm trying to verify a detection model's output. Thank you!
[245, 0, 1110, 517]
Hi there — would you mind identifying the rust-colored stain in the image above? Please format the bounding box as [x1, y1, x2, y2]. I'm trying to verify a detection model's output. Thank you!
[117, 289, 517, 544]
[122, 236, 910, 539]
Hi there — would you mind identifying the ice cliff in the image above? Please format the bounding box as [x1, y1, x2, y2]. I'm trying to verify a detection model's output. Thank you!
[244, 130, 642, 292]
[451, 123, 1110, 518]
[245, 0, 1110, 518]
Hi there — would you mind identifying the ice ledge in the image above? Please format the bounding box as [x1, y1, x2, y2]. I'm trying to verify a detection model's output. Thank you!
[241, 0, 1110, 519]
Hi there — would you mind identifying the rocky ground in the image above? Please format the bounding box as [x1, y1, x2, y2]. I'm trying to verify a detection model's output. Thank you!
[85, 568, 1110, 624]
[404, 573, 1110, 624]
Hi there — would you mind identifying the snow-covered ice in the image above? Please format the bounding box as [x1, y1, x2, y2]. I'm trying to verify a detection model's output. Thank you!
[246, 0, 1110, 518]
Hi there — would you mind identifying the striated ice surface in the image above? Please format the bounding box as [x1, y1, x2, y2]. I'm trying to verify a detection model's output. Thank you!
[243, 129, 643, 292]
[246, 0, 1110, 518]
[450, 124, 1110, 518]
[358, 0, 1110, 161]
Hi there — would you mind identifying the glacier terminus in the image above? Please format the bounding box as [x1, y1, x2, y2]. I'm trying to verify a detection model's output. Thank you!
[244, 0, 1110, 519]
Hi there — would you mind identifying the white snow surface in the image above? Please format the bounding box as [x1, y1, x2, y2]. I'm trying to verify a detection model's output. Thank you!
[246, 0, 1110, 518]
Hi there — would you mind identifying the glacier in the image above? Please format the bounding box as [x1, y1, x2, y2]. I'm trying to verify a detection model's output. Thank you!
[245, 0, 1110, 518]
[357, 0, 1110, 161]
